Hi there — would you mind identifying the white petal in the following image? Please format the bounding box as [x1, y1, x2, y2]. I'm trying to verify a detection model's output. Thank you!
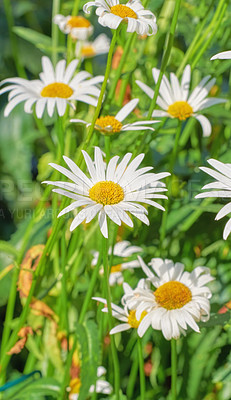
[211, 50, 231, 60]
[98, 210, 108, 238]
[195, 114, 212, 137]
[110, 324, 131, 334]
[115, 99, 139, 122]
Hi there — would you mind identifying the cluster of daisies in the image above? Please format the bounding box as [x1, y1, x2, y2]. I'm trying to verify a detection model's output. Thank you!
[94, 253, 214, 340]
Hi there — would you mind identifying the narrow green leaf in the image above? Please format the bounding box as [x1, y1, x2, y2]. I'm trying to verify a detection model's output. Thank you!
[12, 27, 52, 50]
[0, 241, 18, 258]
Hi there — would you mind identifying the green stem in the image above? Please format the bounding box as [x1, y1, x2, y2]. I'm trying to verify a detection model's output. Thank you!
[3, 0, 26, 77]
[51, 0, 60, 65]
[61, 236, 69, 347]
[0, 279, 37, 383]
[159, 121, 182, 248]
[102, 236, 120, 400]
[126, 355, 139, 399]
[176, 0, 216, 76]
[83, 30, 118, 151]
[105, 0, 149, 110]
[106, 32, 137, 108]
[33, 112, 54, 151]
[147, 0, 182, 119]
[137, 337, 145, 400]
[0, 267, 18, 365]
[78, 241, 103, 324]
[72, 0, 81, 16]
[104, 136, 111, 163]
[191, 0, 228, 69]
[171, 339, 177, 400]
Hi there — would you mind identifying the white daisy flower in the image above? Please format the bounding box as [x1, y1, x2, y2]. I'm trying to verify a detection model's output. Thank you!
[136, 64, 226, 137]
[0, 56, 104, 118]
[43, 147, 170, 238]
[123, 257, 214, 340]
[70, 98, 159, 135]
[83, 0, 157, 36]
[69, 366, 112, 399]
[211, 51, 231, 60]
[195, 159, 231, 240]
[54, 14, 93, 40]
[92, 240, 142, 285]
[75, 34, 110, 59]
[93, 279, 148, 334]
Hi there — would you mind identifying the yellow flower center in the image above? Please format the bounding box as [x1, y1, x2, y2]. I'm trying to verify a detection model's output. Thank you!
[40, 82, 73, 98]
[81, 45, 96, 57]
[69, 377, 81, 394]
[154, 281, 192, 310]
[128, 310, 147, 329]
[67, 16, 91, 28]
[89, 181, 124, 205]
[111, 4, 137, 19]
[95, 116, 123, 135]
[111, 264, 122, 273]
[167, 101, 193, 120]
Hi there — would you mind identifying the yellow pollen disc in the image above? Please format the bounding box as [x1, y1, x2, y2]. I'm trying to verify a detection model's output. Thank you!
[167, 101, 193, 120]
[81, 45, 96, 57]
[128, 310, 147, 329]
[70, 377, 81, 394]
[89, 181, 124, 206]
[110, 4, 137, 19]
[154, 281, 192, 310]
[67, 16, 91, 28]
[111, 264, 122, 273]
[40, 82, 73, 98]
[95, 116, 123, 135]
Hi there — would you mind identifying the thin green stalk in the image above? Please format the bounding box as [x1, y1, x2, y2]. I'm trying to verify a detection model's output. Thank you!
[147, 0, 182, 119]
[106, 32, 137, 107]
[191, 0, 228, 69]
[3, 0, 26, 77]
[104, 136, 111, 163]
[51, 0, 60, 65]
[137, 337, 145, 400]
[0, 279, 37, 384]
[33, 112, 54, 151]
[159, 121, 182, 247]
[176, 0, 216, 76]
[171, 339, 177, 400]
[105, 0, 149, 109]
[126, 355, 139, 399]
[82, 30, 118, 152]
[56, 116, 65, 157]
[0, 266, 18, 368]
[61, 236, 69, 348]
[72, 0, 81, 16]
[78, 241, 103, 324]
[102, 236, 120, 400]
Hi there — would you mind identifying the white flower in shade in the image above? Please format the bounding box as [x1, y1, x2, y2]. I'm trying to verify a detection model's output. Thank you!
[93, 280, 148, 334]
[83, 0, 157, 36]
[54, 14, 93, 40]
[69, 366, 112, 399]
[195, 159, 231, 240]
[123, 257, 214, 340]
[0, 57, 104, 118]
[92, 240, 142, 285]
[71, 98, 159, 135]
[43, 147, 170, 238]
[211, 51, 231, 60]
[75, 34, 110, 59]
[136, 64, 226, 137]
